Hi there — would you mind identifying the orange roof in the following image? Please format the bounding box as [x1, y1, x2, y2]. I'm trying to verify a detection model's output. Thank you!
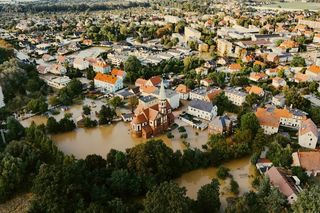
[229, 63, 241, 70]
[148, 76, 162, 86]
[176, 84, 190, 94]
[254, 60, 266, 67]
[135, 78, 147, 86]
[308, 64, 320, 74]
[315, 34, 320, 38]
[294, 72, 308, 82]
[132, 113, 147, 124]
[246, 85, 264, 95]
[140, 85, 157, 94]
[206, 89, 222, 101]
[279, 40, 298, 49]
[94, 73, 118, 84]
[295, 151, 320, 171]
[250, 72, 267, 81]
[111, 68, 125, 77]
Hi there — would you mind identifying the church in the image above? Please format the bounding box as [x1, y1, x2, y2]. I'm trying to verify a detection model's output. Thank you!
[131, 81, 175, 139]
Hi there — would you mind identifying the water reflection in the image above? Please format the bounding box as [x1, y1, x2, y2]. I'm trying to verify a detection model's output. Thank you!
[175, 156, 255, 212]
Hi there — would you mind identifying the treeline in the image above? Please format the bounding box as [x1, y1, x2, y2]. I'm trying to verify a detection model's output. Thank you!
[0, 2, 150, 13]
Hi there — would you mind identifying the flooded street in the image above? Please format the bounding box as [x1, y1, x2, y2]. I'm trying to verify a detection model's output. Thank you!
[21, 99, 209, 158]
[175, 156, 255, 212]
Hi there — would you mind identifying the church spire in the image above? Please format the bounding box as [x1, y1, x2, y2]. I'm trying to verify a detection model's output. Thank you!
[159, 80, 166, 100]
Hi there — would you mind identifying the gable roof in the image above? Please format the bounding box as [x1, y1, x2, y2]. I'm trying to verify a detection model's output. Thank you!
[307, 65, 320, 74]
[189, 99, 214, 113]
[292, 151, 320, 171]
[94, 72, 118, 85]
[176, 84, 191, 94]
[266, 167, 298, 198]
[299, 118, 318, 137]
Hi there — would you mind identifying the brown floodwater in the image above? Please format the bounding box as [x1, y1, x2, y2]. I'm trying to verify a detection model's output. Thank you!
[175, 156, 255, 212]
[21, 103, 255, 212]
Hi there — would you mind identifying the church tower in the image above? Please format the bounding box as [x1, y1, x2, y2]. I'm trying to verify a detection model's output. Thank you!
[159, 80, 167, 114]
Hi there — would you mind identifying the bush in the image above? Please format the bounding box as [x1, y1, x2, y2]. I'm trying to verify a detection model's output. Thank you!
[180, 133, 188, 139]
[178, 126, 186, 132]
[230, 179, 239, 194]
[167, 132, 174, 139]
[217, 166, 230, 180]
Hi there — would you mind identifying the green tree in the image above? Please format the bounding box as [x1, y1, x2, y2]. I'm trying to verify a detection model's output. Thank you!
[230, 179, 239, 195]
[290, 55, 306, 67]
[109, 96, 123, 110]
[124, 56, 142, 83]
[82, 105, 91, 115]
[46, 117, 60, 134]
[5, 117, 25, 142]
[143, 181, 191, 213]
[293, 184, 320, 213]
[98, 105, 115, 125]
[128, 96, 139, 113]
[267, 142, 292, 167]
[240, 112, 260, 135]
[27, 98, 48, 113]
[217, 166, 230, 180]
[196, 179, 220, 213]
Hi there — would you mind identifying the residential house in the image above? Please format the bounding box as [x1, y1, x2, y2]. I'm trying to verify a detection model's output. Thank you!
[226, 63, 242, 74]
[272, 77, 287, 88]
[42, 75, 71, 89]
[224, 87, 247, 106]
[200, 79, 213, 87]
[145, 76, 162, 87]
[131, 81, 175, 139]
[0, 86, 5, 108]
[111, 68, 126, 80]
[73, 57, 89, 70]
[249, 72, 268, 82]
[266, 167, 302, 204]
[255, 107, 307, 135]
[208, 115, 232, 135]
[175, 84, 191, 100]
[305, 64, 320, 81]
[205, 89, 222, 102]
[184, 27, 201, 41]
[298, 119, 319, 149]
[50, 64, 67, 75]
[294, 72, 309, 83]
[187, 99, 217, 121]
[272, 94, 286, 107]
[135, 78, 148, 87]
[93, 60, 111, 73]
[195, 67, 209, 76]
[94, 72, 123, 93]
[292, 151, 320, 176]
[246, 85, 264, 96]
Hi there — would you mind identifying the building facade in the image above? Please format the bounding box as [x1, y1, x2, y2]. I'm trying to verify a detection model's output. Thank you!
[131, 81, 175, 138]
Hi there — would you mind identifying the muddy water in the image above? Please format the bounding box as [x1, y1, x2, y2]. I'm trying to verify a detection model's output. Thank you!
[175, 156, 255, 212]
[21, 114, 209, 159]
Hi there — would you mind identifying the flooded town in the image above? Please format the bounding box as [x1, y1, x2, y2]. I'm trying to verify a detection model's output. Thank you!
[0, 0, 320, 212]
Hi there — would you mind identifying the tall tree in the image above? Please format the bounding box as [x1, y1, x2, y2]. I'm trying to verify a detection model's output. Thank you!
[196, 179, 220, 213]
[143, 181, 191, 213]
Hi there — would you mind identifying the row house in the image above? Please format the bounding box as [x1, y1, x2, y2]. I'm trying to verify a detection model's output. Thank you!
[255, 106, 307, 135]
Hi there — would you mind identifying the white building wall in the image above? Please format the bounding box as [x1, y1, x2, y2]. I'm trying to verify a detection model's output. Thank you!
[298, 132, 318, 149]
